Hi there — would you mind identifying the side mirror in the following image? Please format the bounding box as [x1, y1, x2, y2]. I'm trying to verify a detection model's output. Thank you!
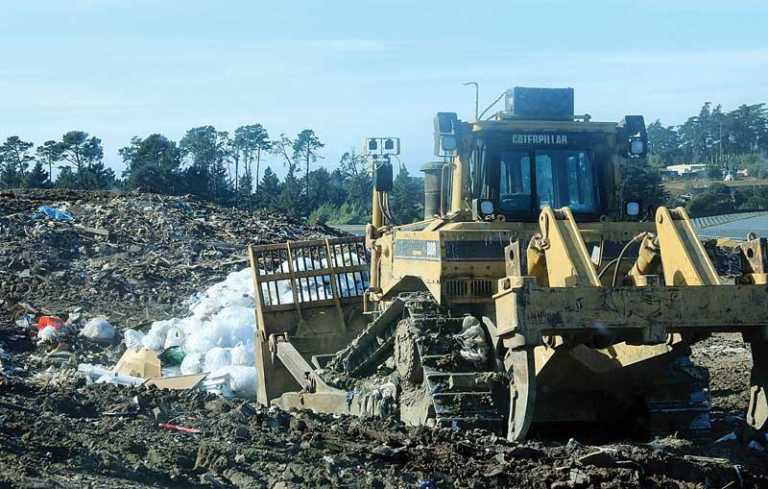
[618, 115, 648, 159]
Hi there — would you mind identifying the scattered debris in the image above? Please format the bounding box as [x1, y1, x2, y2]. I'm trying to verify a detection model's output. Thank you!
[0, 189, 337, 327]
[716, 432, 739, 443]
[114, 347, 161, 379]
[33, 205, 74, 222]
[36, 315, 64, 332]
[158, 423, 202, 434]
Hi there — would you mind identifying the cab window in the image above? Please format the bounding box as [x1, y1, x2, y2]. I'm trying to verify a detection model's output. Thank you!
[498, 151, 532, 212]
[534, 150, 596, 212]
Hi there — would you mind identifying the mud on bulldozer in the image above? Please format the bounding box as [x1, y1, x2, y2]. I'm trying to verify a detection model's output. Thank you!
[248, 87, 768, 441]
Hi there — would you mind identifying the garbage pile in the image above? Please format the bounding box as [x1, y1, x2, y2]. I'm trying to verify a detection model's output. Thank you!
[0, 189, 342, 401]
[0, 189, 336, 326]
[83, 256, 367, 399]
[91, 267, 261, 398]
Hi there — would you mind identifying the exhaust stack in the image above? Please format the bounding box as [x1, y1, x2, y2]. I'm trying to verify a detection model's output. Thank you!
[421, 161, 443, 219]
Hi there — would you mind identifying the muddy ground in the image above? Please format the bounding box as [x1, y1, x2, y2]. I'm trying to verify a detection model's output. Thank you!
[1, 190, 767, 488]
[0, 331, 766, 489]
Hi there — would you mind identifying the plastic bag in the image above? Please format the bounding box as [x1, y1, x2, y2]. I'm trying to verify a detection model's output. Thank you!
[204, 347, 232, 373]
[141, 320, 173, 352]
[207, 366, 258, 399]
[231, 342, 255, 366]
[123, 329, 145, 349]
[37, 325, 59, 343]
[160, 346, 185, 366]
[80, 317, 115, 342]
[164, 326, 184, 349]
[222, 366, 258, 399]
[180, 352, 204, 375]
[34, 205, 74, 222]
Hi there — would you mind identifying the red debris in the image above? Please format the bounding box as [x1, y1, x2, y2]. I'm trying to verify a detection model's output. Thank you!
[158, 423, 202, 434]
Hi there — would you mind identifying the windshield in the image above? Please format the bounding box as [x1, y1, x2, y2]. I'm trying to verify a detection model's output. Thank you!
[498, 149, 597, 214]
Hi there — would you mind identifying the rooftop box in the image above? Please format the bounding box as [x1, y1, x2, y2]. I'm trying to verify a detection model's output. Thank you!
[505, 87, 574, 121]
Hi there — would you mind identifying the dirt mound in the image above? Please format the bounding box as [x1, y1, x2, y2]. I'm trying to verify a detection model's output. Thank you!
[0, 189, 335, 327]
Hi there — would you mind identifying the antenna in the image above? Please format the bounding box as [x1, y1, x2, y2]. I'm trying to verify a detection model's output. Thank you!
[462, 82, 479, 121]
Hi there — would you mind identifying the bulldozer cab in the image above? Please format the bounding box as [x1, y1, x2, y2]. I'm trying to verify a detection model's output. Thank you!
[433, 87, 648, 224]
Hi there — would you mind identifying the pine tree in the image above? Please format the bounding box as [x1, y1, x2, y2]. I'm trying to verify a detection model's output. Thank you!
[120, 134, 182, 194]
[55, 167, 79, 189]
[26, 161, 49, 188]
[0, 136, 35, 188]
[279, 166, 304, 216]
[389, 165, 423, 224]
[258, 167, 282, 211]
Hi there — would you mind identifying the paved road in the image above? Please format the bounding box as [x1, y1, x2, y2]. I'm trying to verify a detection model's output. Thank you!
[695, 212, 768, 239]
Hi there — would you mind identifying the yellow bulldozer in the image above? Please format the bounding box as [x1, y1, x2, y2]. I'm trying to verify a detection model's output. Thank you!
[248, 87, 768, 441]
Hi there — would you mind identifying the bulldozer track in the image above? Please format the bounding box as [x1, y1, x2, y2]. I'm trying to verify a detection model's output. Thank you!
[328, 293, 506, 432]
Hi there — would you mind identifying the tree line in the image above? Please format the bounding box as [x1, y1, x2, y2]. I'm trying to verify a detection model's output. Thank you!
[647, 102, 768, 177]
[644, 101, 768, 217]
[0, 125, 424, 224]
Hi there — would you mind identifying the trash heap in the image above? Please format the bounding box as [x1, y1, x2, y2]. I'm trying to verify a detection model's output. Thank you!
[1, 189, 341, 399]
[105, 255, 367, 399]
[0, 189, 337, 325]
[118, 267, 260, 398]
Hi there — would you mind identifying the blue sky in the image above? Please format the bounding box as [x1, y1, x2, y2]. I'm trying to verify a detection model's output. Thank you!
[1, 0, 766, 177]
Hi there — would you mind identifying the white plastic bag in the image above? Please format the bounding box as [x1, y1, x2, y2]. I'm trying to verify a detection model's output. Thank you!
[207, 366, 258, 399]
[231, 342, 255, 366]
[37, 325, 59, 343]
[123, 329, 145, 349]
[80, 317, 115, 342]
[204, 347, 232, 373]
[223, 366, 258, 399]
[164, 326, 184, 349]
[141, 320, 173, 352]
[180, 351, 204, 375]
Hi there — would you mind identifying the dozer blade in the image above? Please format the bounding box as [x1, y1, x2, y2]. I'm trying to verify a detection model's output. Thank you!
[248, 237, 371, 408]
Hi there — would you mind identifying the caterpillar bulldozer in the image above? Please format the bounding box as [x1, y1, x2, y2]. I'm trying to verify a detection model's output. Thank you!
[248, 87, 768, 441]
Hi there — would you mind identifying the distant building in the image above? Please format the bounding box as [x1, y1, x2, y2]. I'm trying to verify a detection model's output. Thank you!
[662, 163, 707, 179]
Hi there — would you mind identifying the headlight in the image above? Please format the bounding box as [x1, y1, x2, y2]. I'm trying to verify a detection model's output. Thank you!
[480, 200, 494, 215]
[630, 139, 644, 155]
[626, 201, 640, 217]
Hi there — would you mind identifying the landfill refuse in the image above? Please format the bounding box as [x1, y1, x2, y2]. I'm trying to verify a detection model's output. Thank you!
[2, 190, 767, 488]
[33, 205, 74, 222]
[144, 373, 207, 390]
[36, 315, 64, 332]
[0, 189, 337, 328]
[158, 423, 202, 434]
[123, 329, 144, 349]
[78, 363, 145, 386]
[160, 345, 185, 366]
[79, 317, 115, 342]
[37, 325, 59, 343]
[134, 267, 260, 397]
[114, 348, 161, 379]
